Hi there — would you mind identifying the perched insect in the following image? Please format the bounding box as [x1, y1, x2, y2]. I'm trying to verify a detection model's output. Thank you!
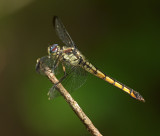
[38, 16, 145, 102]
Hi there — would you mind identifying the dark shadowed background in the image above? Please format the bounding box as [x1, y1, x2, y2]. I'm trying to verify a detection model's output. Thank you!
[0, 0, 160, 136]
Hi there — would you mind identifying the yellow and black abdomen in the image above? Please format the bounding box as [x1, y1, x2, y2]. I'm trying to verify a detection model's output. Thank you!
[81, 61, 145, 102]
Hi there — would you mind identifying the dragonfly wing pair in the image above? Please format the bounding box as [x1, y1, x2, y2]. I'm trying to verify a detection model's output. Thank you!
[48, 61, 88, 99]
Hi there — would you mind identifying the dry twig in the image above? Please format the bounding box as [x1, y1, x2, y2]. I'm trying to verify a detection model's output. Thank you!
[36, 58, 103, 136]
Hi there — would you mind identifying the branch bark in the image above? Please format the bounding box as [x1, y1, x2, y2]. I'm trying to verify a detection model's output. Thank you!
[36, 58, 103, 136]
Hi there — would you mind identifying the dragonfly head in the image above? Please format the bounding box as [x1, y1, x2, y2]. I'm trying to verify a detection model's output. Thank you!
[48, 44, 59, 55]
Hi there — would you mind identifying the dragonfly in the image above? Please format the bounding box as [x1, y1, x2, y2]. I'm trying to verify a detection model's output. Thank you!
[39, 16, 145, 102]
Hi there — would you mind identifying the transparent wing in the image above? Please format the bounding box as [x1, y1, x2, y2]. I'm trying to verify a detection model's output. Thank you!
[48, 86, 61, 100]
[38, 56, 88, 100]
[53, 16, 76, 48]
[48, 62, 88, 99]
[62, 62, 88, 92]
[36, 56, 55, 75]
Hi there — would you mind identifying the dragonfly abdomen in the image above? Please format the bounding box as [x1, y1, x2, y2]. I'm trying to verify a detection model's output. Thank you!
[82, 61, 145, 102]
[104, 76, 145, 102]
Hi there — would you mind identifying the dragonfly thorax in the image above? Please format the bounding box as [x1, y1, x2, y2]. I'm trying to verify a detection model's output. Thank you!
[61, 47, 85, 66]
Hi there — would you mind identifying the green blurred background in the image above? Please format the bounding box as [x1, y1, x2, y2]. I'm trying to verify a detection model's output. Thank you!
[0, 0, 160, 136]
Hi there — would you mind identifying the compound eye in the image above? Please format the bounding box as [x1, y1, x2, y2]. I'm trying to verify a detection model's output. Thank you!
[50, 44, 58, 53]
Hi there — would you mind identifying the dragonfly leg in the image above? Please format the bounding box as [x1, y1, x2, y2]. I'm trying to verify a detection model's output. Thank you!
[48, 66, 76, 99]
[62, 62, 66, 75]
[53, 52, 63, 70]
[54, 65, 75, 87]
[53, 58, 59, 70]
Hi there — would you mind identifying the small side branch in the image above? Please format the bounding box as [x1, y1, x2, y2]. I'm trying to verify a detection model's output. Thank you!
[36, 58, 103, 136]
